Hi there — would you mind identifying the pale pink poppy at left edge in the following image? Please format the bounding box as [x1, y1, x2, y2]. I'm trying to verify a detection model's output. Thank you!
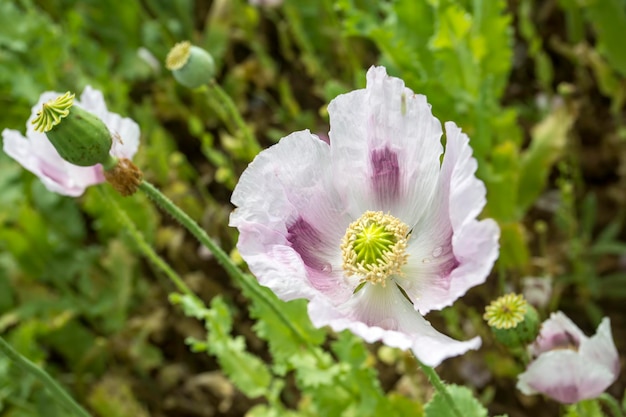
[2, 86, 140, 197]
[230, 66, 500, 367]
[517, 312, 620, 404]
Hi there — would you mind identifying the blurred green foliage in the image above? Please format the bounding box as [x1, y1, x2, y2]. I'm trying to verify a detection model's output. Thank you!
[1, 0, 626, 416]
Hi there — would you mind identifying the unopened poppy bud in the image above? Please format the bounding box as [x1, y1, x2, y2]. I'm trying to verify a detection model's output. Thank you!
[484, 293, 539, 348]
[31, 92, 116, 167]
[166, 41, 215, 89]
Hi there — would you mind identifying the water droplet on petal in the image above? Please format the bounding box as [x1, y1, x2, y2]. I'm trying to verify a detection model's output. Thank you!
[432, 246, 443, 258]
[321, 263, 332, 273]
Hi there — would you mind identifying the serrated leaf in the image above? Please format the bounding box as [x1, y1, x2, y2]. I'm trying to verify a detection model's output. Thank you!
[289, 349, 341, 388]
[330, 331, 370, 368]
[204, 297, 272, 398]
[247, 282, 325, 367]
[424, 385, 487, 417]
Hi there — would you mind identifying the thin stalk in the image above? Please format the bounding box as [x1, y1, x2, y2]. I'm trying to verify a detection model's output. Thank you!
[207, 81, 260, 158]
[0, 337, 91, 417]
[418, 360, 464, 417]
[137, 180, 310, 343]
[138, 180, 360, 398]
[97, 186, 199, 302]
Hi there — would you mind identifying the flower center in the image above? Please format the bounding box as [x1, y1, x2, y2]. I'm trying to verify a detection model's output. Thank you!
[341, 211, 409, 286]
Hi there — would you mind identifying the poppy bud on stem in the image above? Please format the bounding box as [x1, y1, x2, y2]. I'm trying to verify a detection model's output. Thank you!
[32, 91, 143, 196]
[32, 92, 115, 167]
[166, 41, 216, 89]
[484, 293, 539, 349]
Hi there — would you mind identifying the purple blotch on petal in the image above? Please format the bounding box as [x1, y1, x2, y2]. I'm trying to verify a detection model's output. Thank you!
[534, 331, 580, 356]
[287, 217, 327, 271]
[440, 256, 460, 283]
[370, 147, 399, 205]
[541, 384, 580, 404]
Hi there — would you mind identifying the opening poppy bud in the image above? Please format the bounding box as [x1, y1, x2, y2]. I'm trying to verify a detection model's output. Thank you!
[166, 41, 216, 89]
[31, 92, 116, 167]
[484, 293, 539, 348]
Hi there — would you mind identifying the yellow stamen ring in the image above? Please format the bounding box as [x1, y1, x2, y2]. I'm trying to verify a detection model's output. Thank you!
[341, 211, 410, 286]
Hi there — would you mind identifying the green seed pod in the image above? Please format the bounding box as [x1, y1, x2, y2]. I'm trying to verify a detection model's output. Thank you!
[31, 92, 114, 167]
[484, 293, 540, 349]
[166, 41, 216, 89]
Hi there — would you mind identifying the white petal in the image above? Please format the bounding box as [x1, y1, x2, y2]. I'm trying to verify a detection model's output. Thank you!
[399, 123, 499, 313]
[2, 128, 103, 197]
[328, 66, 443, 225]
[529, 311, 587, 357]
[230, 130, 354, 304]
[78, 86, 108, 116]
[579, 318, 620, 378]
[79, 86, 140, 159]
[308, 283, 480, 366]
[517, 349, 616, 403]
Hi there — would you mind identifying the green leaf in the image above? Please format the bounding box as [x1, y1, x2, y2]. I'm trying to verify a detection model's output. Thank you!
[582, 0, 626, 77]
[330, 331, 370, 368]
[424, 385, 487, 417]
[289, 349, 342, 388]
[564, 398, 605, 417]
[203, 297, 272, 398]
[247, 283, 326, 367]
[518, 102, 576, 213]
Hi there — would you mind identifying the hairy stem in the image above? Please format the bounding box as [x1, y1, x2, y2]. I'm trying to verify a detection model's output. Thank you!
[137, 180, 310, 343]
[0, 337, 91, 417]
[97, 186, 199, 302]
[418, 361, 464, 417]
[207, 81, 260, 158]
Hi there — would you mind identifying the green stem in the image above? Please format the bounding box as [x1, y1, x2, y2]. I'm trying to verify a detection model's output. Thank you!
[207, 81, 260, 158]
[0, 337, 91, 417]
[418, 361, 464, 417]
[137, 180, 310, 343]
[138, 180, 361, 399]
[599, 393, 625, 417]
[97, 186, 199, 302]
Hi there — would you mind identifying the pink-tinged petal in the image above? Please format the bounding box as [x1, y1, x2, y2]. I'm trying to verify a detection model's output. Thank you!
[307, 283, 481, 366]
[529, 311, 587, 357]
[230, 130, 354, 304]
[399, 122, 500, 313]
[328, 66, 443, 225]
[79, 86, 140, 159]
[235, 221, 318, 301]
[2, 128, 103, 196]
[517, 350, 617, 403]
[231, 66, 498, 366]
[579, 318, 620, 378]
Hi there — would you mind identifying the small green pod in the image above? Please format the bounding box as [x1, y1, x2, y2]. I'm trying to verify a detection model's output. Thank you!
[32, 92, 114, 167]
[166, 41, 216, 89]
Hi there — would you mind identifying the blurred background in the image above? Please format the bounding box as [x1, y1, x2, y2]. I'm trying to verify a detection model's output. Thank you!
[0, 0, 625, 416]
